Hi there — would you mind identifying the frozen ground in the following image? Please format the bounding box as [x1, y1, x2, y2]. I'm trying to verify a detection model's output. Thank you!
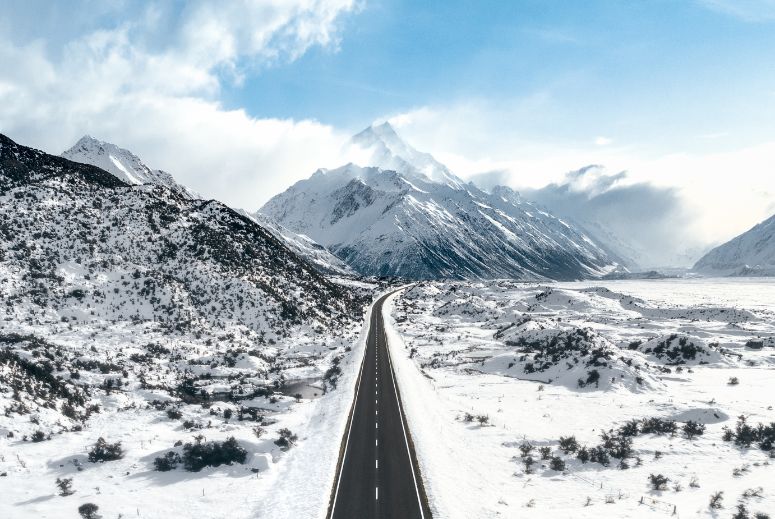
[387, 278, 775, 518]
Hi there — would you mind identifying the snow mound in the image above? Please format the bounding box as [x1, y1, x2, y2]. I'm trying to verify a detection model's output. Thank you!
[484, 324, 657, 391]
[669, 407, 730, 424]
[632, 334, 726, 365]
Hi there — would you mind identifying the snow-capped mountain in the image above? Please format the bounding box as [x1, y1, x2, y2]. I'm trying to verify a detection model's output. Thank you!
[62, 135, 351, 277]
[261, 123, 618, 280]
[693, 213, 775, 276]
[62, 135, 199, 199]
[351, 122, 465, 190]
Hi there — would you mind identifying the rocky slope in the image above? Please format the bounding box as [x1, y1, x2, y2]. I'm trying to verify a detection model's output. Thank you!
[62, 135, 351, 277]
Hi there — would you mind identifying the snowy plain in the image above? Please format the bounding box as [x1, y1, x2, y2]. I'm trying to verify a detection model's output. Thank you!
[386, 278, 775, 519]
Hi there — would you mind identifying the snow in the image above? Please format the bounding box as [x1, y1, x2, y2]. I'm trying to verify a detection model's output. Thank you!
[694, 214, 775, 276]
[386, 279, 775, 518]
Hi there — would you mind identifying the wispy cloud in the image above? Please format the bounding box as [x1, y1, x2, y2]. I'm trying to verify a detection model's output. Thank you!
[698, 0, 775, 22]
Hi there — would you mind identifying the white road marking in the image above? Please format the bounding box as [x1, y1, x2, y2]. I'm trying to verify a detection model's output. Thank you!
[382, 292, 427, 519]
[376, 487, 379, 500]
[375, 459, 379, 468]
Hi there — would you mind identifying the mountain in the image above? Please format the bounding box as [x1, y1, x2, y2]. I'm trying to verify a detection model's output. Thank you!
[251, 212, 355, 277]
[62, 135, 199, 199]
[260, 124, 618, 280]
[62, 135, 351, 277]
[0, 132, 363, 338]
[693, 214, 775, 276]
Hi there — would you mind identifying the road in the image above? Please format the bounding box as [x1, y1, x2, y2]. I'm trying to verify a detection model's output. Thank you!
[327, 292, 431, 519]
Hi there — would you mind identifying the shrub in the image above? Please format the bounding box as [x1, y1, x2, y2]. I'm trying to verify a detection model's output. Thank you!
[78, 503, 99, 519]
[589, 446, 610, 466]
[549, 456, 566, 471]
[709, 491, 724, 509]
[274, 428, 298, 450]
[88, 438, 124, 463]
[559, 436, 579, 454]
[153, 451, 181, 471]
[640, 417, 677, 436]
[683, 420, 706, 439]
[539, 446, 552, 460]
[31, 430, 47, 442]
[618, 420, 640, 437]
[476, 415, 489, 426]
[723, 416, 775, 450]
[729, 377, 740, 385]
[649, 474, 670, 491]
[56, 477, 75, 496]
[166, 408, 182, 420]
[523, 456, 535, 473]
[182, 436, 247, 472]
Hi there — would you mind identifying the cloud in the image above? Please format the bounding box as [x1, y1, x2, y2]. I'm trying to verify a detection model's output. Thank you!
[382, 101, 775, 258]
[0, 0, 357, 210]
[594, 136, 612, 146]
[521, 167, 701, 267]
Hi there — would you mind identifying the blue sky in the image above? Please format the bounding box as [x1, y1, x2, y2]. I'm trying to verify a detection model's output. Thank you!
[228, 0, 775, 154]
[1, 0, 774, 246]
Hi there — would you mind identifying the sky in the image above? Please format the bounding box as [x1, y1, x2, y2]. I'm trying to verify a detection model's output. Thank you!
[1, 0, 774, 258]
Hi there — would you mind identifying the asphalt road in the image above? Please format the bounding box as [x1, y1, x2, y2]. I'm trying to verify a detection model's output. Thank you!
[328, 292, 431, 519]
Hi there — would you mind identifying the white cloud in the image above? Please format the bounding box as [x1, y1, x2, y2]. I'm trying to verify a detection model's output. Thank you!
[382, 102, 775, 249]
[0, 0, 357, 210]
[594, 136, 612, 146]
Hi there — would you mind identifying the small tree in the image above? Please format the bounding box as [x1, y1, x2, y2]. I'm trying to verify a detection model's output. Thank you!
[539, 446, 552, 460]
[78, 503, 100, 519]
[576, 446, 590, 464]
[523, 456, 535, 474]
[519, 442, 533, 457]
[559, 436, 579, 454]
[733, 504, 750, 519]
[56, 477, 75, 496]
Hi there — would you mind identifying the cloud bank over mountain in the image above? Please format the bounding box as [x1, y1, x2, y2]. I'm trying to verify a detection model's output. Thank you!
[0, 0, 358, 210]
[519, 166, 706, 268]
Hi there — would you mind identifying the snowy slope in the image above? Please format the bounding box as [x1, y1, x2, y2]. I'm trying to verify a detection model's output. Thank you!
[261, 124, 618, 281]
[0, 132, 372, 518]
[251, 212, 355, 277]
[63, 135, 350, 277]
[694, 214, 775, 276]
[62, 135, 199, 199]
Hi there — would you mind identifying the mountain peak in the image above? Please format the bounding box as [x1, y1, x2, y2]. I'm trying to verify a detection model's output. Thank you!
[62, 136, 199, 199]
[350, 122, 465, 190]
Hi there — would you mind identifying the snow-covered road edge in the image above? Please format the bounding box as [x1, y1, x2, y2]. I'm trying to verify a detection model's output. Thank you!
[384, 290, 476, 519]
[256, 292, 384, 519]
